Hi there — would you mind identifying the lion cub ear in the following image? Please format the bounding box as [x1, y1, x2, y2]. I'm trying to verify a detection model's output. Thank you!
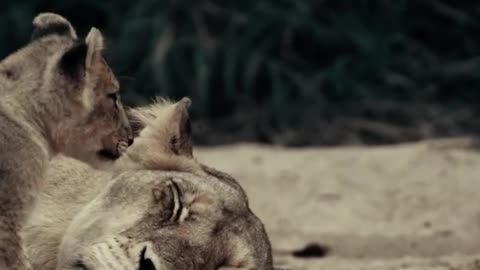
[31, 13, 77, 40]
[84, 28, 104, 72]
[59, 27, 105, 108]
[59, 27, 104, 77]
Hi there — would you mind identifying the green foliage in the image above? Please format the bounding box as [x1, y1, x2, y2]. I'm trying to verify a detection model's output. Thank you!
[2, 0, 480, 145]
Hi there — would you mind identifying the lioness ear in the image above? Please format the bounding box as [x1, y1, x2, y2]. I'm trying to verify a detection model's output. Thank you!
[169, 97, 193, 157]
[31, 13, 77, 40]
[128, 97, 193, 157]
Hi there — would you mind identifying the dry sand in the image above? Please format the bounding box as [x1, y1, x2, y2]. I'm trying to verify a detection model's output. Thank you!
[196, 138, 480, 269]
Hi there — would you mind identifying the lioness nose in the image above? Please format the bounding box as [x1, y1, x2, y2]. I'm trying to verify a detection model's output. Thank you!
[139, 247, 157, 270]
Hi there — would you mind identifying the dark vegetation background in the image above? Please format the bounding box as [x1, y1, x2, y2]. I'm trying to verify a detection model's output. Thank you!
[2, 0, 480, 146]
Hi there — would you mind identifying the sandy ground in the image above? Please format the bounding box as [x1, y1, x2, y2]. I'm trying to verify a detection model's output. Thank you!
[196, 138, 480, 269]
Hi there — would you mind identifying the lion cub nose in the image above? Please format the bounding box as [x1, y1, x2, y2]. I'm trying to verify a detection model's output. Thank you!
[128, 136, 134, 146]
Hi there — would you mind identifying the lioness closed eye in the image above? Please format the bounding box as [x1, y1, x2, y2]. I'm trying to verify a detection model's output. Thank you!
[0, 13, 131, 270]
[54, 171, 272, 270]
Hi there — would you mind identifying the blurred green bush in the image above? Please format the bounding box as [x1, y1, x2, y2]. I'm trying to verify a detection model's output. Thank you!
[2, 0, 480, 145]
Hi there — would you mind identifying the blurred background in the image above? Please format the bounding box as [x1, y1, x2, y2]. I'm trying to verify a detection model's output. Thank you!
[2, 0, 480, 146]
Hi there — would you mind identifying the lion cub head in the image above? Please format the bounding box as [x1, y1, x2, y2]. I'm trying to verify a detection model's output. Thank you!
[0, 13, 132, 159]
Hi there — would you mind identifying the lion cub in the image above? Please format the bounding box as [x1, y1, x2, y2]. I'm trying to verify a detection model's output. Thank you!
[0, 13, 131, 270]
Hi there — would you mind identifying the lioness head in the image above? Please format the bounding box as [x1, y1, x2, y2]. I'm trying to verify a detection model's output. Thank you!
[55, 98, 272, 270]
[0, 13, 132, 159]
[58, 171, 272, 270]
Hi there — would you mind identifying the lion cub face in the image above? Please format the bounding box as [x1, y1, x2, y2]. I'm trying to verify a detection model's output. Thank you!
[0, 13, 132, 159]
[61, 55, 133, 161]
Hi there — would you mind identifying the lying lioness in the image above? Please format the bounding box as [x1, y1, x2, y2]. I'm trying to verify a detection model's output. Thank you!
[23, 98, 273, 270]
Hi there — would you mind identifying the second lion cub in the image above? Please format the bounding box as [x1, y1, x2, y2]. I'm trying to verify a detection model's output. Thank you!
[0, 13, 131, 270]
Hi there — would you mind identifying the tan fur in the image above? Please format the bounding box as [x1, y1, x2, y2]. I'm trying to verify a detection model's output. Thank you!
[23, 98, 273, 270]
[0, 13, 131, 270]
[112, 97, 200, 173]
